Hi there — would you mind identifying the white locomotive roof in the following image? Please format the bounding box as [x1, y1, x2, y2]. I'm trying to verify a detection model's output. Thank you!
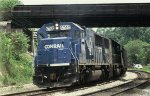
[21, 0, 150, 5]
[72, 23, 84, 31]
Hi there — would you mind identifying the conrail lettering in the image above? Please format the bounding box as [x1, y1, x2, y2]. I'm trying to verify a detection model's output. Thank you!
[44, 44, 64, 49]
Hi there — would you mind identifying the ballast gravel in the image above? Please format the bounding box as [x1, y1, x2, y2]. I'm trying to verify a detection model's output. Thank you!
[51, 72, 138, 96]
[0, 84, 39, 95]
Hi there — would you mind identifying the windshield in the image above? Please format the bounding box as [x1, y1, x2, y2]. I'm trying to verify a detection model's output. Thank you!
[47, 31, 68, 38]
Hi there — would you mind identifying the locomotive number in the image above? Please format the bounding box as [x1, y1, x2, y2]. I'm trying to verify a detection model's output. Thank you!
[46, 26, 55, 31]
[60, 25, 71, 30]
[46, 25, 71, 31]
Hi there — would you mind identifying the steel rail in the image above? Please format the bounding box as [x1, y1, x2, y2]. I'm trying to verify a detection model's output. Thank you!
[111, 80, 150, 96]
[111, 70, 150, 96]
[81, 70, 150, 96]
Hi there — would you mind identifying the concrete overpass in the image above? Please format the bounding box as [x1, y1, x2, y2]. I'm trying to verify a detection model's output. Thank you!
[11, 3, 150, 28]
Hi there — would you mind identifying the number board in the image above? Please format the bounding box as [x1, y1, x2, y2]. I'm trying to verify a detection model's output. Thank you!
[46, 25, 71, 31]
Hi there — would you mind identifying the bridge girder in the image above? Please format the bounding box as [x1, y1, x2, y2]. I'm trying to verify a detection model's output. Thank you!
[11, 3, 150, 28]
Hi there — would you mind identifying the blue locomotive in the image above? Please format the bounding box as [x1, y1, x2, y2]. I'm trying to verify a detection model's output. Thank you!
[33, 22, 127, 88]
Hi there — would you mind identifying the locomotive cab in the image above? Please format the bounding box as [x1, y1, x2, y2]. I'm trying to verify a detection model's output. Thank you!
[33, 22, 83, 87]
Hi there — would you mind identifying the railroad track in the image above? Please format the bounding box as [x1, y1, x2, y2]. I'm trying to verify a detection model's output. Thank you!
[1, 78, 119, 96]
[2, 70, 149, 96]
[81, 70, 150, 96]
[2, 87, 65, 96]
[2, 77, 118, 96]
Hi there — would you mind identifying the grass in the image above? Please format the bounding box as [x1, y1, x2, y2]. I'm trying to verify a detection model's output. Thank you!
[128, 65, 150, 73]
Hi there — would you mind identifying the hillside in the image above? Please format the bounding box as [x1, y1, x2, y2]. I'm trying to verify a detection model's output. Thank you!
[0, 31, 33, 86]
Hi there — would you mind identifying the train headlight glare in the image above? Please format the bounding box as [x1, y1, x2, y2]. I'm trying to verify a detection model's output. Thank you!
[55, 23, 59, 27]
[56, 26, 59, 30]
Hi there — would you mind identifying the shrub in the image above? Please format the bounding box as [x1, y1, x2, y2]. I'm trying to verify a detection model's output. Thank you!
[9, 32, 30, 60]
[0, 31, 33, 85]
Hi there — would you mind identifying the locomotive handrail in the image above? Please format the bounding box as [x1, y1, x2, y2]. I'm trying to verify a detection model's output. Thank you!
[69, 40, 79, 62]
[75, 44, 79, 61]
[68, 45, 77, 62]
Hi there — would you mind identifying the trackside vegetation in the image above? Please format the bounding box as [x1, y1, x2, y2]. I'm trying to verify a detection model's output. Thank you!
[0, 31, 33, 86]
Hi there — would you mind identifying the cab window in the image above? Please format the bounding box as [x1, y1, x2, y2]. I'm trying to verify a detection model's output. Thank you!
[47, 31, 68, 38]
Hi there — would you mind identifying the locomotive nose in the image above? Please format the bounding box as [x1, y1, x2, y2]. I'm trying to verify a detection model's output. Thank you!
[36, 37, 72, 66]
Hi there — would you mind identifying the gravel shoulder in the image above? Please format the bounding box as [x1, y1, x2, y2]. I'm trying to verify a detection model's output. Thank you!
[0, 83, 39, 95]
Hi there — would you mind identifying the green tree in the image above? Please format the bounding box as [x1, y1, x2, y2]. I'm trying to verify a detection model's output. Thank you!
[143, 46, 150, 65]
[124, 40, 149, 65]
[0, 0, 22, 20]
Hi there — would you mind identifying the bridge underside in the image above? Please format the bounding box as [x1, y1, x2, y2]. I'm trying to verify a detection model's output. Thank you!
[11, 3, 150, 28]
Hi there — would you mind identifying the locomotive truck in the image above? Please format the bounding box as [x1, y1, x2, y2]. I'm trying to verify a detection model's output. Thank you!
[33, 22, 127, 88]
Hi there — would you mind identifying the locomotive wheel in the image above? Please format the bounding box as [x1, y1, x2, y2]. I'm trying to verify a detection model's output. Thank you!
[47, 87, 51, 90]
[101, 69, 105, 81]
[105, 69, 109, 80]
[120, 68, 123, 75]
[79, 70, 86, 84]
[113, 68, 117, 78]
[121, 67, 126, 75]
